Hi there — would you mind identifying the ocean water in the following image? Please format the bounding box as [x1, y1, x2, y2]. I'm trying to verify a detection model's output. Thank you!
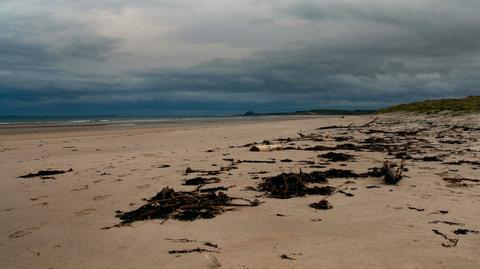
[0, 115, 296, 126]
[0, 115, 224, 125]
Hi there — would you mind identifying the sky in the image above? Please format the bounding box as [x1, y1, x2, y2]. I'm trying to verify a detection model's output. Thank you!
[1, 0, 479, 116]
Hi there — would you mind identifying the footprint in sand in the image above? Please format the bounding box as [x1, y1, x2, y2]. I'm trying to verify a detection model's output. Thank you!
[137, 184, 151, 190]
[93, 195, 111, 201]
[70, 185, 89, 192]
[9, 230, 33, 239]
[74, 208, 96, 216]
[30, 195, 48, 201]
[8, 227, 39, 239]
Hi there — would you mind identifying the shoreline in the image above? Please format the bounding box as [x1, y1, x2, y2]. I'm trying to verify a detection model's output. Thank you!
[0, 115, 336, 138]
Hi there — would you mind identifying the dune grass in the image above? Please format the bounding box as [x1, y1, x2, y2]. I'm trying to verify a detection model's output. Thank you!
[379, 96, 480, 114]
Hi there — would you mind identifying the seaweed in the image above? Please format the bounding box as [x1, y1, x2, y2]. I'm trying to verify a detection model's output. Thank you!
[257, 171, 330, 199]
[115, 187, 261, 225]
[183, 177, 221, 186]
[309, 200, 333, 210]
[19, 168, 73, 179]
[318, 152, 355, 162]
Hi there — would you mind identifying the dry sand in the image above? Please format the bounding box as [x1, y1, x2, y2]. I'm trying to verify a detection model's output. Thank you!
[1, 115, 479, 269]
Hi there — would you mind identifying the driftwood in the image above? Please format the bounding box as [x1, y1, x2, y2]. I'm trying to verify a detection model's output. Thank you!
[168, 248, 219, 254]
[382, 161, 405, 184]
[250, 144, 282, 152]
[185, 164, 237, 175]
[297, 132, 324, 141]
[432, 229, 459, 248]
[361, 117, 379, 127]
[361, 128, 428, 136]
[316, 117, 378, 130]
[429, 220, 463, 226]
[238, 159, 276, 164]
[185, 167, 222, 175]
[317, 123, 354, 130]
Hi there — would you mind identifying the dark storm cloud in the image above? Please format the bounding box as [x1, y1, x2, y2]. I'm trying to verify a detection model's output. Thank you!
[1, 0, 480, 115]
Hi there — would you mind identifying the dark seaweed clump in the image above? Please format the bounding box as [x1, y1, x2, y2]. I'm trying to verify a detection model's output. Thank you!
[116, 187, 260, 224]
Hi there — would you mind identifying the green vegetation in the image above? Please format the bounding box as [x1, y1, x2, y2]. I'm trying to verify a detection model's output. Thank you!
[379, 96, 480, 114]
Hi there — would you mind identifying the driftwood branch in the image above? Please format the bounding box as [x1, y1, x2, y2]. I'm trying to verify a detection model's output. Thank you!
[317, 123, 354, 130]
[250, 144, 283, 152]
[383, 160, 405, 184]
[316, 117, 378, 130]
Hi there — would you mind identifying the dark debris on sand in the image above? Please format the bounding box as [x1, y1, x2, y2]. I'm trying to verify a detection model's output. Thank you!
[443, 177, 480, 188]
[115, 187, 261, 225]
[183, 177, 221, 186]
[309, 200, 333, 210]
[105, 115, 480, 252]
[318, 152, 355, 162]
[257, 162, 402, 199]
[19, 168, 73, 179]
[453, 228, 479, 235]
[168, 247, 219, 255]
[279, 254, 296, 260]
[432, 229, 459, 248]
[257, 170, 332, 199]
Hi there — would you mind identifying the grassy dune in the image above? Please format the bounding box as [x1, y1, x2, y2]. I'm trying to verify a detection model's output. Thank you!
[379, 96, 480, 114]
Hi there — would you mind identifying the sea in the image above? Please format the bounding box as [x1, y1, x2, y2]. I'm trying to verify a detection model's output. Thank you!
[0, 115, 298, 127]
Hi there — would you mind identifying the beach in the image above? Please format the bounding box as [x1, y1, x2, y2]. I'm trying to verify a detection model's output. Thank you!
[1, 114, 479, 269]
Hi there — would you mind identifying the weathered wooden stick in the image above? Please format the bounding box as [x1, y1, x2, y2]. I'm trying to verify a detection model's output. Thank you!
[317, 123, 354, 130]
[361, 117, 379, 127]
[250, 144, 283, 152]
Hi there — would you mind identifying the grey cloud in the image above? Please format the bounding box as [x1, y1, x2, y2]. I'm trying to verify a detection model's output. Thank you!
[0, 9, 121, 71]
[128, 40, 479, 105]
[61, 37, 121, 60]
[281, 0, 480, 57]
[1, 0, 480, 115]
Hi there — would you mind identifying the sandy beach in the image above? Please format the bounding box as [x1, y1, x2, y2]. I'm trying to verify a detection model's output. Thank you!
[1, 115, 480, 269]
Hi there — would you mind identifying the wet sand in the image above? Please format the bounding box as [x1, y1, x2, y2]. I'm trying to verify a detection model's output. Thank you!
[1, 114, 479, 268]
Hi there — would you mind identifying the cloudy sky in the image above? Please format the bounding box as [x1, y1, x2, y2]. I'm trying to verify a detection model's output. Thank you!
[1, 0, 479, 116]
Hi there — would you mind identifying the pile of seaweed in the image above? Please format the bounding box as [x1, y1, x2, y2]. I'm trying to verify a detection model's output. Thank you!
[257, 170, 335, 199]
[115, 187, 261, 225]
[258, 163, 405, 199]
